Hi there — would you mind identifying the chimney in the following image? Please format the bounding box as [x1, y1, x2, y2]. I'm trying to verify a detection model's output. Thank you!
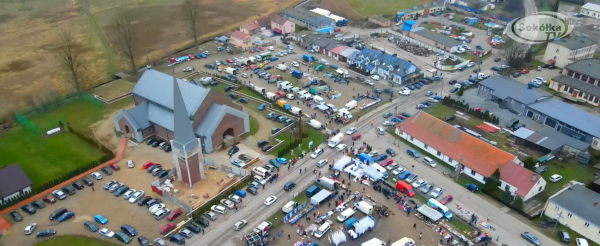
[595, 202, 599, 206]
[531, 173, 537, 181]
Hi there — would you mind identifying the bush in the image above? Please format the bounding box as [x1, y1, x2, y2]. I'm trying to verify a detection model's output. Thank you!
[442, 96, 500, 124]
[513, 197, 524, 210]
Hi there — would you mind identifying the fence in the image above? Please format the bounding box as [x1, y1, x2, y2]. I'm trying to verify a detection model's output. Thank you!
[15, 113, 38, 132]
[81, 92, 105, 108]
[162, 188, 194, 213]
[482, 190, 537, 220]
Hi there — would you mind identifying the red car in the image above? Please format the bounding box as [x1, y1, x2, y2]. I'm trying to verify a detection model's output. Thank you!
[249, 50, 255, 53]
[187, 55, 195, 59]
[334, 28, 341, 32]
[143, 162, 157, 169]
[42, 196, 56, 204]
[396, 114, 407, 120]
[381, 158, 394, 167]
[160, 223, 176, 234]
[521, 69, 530, 74]
[472, 50, 482, 55]
[109, 163, 120, 171]
[167, 209, 183, 221]
[440, 195, 454, 205]
[257, 46, 265, 51]
[352, 134, 361, 140]
[226, 58, 234, 63]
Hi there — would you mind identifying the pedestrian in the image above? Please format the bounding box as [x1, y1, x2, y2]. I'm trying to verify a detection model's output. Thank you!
[412, 165, 414, 170]
[413, 223, 416, 229]
[419, 232, 422, 239]
[300, 168, 302, 174]
[235, 205, 238, 211]
[328, 202, 331, 208]
[202, 228, 205, 234]
[305, 167, 307, 172]
[388, 239, 391, 245]
[288, 234, 291, 241]
[92, 187, 95, 192]
[496, 236, 499, 242]
[263, 184, 265, 189]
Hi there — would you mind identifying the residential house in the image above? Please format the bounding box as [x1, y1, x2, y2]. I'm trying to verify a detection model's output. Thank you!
[411, 27, 463, 53]
[113, 69, 249, 153]
[311, 37, 336, 55]
[368, 15, 392, 27]
[331, 46, 348, 61]
[549, 59, 600, 106]
[581, 3, 600, 19]
[283, 7, 334, 30]
[478, 75, 600, 150]
[499, 161, 546, 202]
[542, 37, 597, 68]
[229, 31, 253, 50]
[255, 16, 272, 30]
[0, 164, 32, 204]
[542, 184, 600, 244]
[354, 48, 420, 84]
[240, 22, 261, 35]
[323, 43, 340, 57]
[397, 1, 446, 21]
[271, 15, 295, 35]
[339, 48, 360, 63]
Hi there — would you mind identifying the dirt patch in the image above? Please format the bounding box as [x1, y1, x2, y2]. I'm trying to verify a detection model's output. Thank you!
[0, 60, 34, 73]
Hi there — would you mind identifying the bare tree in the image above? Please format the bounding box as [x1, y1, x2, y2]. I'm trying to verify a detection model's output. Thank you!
[505, 44, 530, 69]
[56, 31, 83, 92]
[114, 12, 137, 73]
[183, 0, 201, 47]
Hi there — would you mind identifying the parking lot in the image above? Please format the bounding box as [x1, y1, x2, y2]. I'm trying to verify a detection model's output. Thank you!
[0, 144, 182, 245]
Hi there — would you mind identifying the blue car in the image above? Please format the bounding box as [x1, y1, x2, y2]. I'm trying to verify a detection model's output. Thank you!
[311, 80, 318, 85]
[235, 190, 247, 198]
[270, 57, 279, 61]
[407, 149, 420, 158]
[466, 184, 479, 193]
[372, 154, 388, 162]
[408, 85, 415, 90]
[302, 83, 311, 88]
[94, 215, 108, 224]
[58, 211, 75, 222]
[329, 64, 338, 69]
[258, 104, 267, 111]
[417, 82, 425, 86]
[238, 98, 248, 103]
[391, 117, 403, 123]
[399, 171, 412, 179]
[414, 84, 422, 89]
[268, 159, 282, 168]
[276, 157, 288, 164]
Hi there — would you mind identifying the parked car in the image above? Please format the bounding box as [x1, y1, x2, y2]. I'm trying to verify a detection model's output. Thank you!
[440, 195, 454, 205]
[91, 172, 103, 180]
[42, 196, 56, 204]
[60, 186, 74, 196]
[10, 211, 23, 222]
[99, 228, 115, 238]
[537, 217, 558, 228]
[167, 209, 184, 221]
[24, 223, 37, 235]
[196, 217, 210, 227]
[84, 221, 99, 232]
[406, 149, 420, 158]
[101, 167, 112, 176]
[109, 163, 120, 171]
[72, 181, 84, 190]
[52, 190, 66, 200]
[31, 200, 46, 209]
[465, 184, 479, 192]
[521, 232, 541, 246]
[21, 205, 36, 214]
[36, 229, 56, 238]
[94, 215, 108, 224]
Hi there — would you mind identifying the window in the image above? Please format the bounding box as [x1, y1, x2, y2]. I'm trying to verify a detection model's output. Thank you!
[567, 70, 574, 76]
[410, 136, 414, 141]
[588, 79, 596, 85]
[574, 73, 581, 79]
[437, 151, 441, 156]
[538, 186, 543, 191]
[482, 177, 486, 181]
[505, 184, 510, 190]
[424, 144, 428, 149]
[554, 206, 560, 211]
[581, 75, 589, 82]
[448, 158, 453, 163]
[595, 97, 600, 103]
[568, 87, 574, 93]
[563, 85, 569, 92]
[568, 213, 572, 218]
[471, 170, 476, 175]
[585, 222, 590, 228]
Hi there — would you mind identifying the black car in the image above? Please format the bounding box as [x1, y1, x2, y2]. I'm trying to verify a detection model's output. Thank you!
[147, 164, 162, 173]
[195, 217, 210, 227]
[21, 204, 36, 214]
[264, 66, 273, 70]
[72, 181, 85, 190]
[170, 234, 185, 245]
[138, 235, 151, 246]
[138, 196, 153, 206]
[473, 68, 480, 73]
[101, 167, 113, 176]
[246, 186, 258, 195]
[36, 229, 56, 238]
[383, 88, 393, 94]
[62, 186, 76, 195]
[229, 93, 237, 99]
[494, 57, 501, 62]
[84, 221, 99, 232]
[146, 139, 156, 145]
[152, 140, 163, 148]
[448, 79, 457, 85]
[186, 222, 202, 233]
[445, 115, 456, 121]
[283, 182, 296, 191]
[513, 72, 521, 77]
[228, 146, 239, 155]
[31, 200, 46, 209]
[210, 81, 219, 86]
[386, 148, 396, 157]
[271, 128, 280, 134]
[121, 224, 138, 237]
[261, 145, 272, 152]
[82, 177, 94, 186]
[145, 199, 162, 208]
[10, 211, 23, 221]
[163, 145, 172, 153]
[224, 86, 234, 92]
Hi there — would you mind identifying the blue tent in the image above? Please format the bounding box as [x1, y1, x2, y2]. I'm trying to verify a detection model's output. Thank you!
[317, 27, 334, 34]
[402, 20, 415, 32]
[359, 153, 372, 164]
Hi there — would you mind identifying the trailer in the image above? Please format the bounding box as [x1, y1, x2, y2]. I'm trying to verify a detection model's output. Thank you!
[265, 92, 278, 101]
[354, 201, 373, 216]
[225, 67, 236, 75]
[316, 177, 337, 190]
[310, 189, 332, 206]
[292, 70, 303, 78]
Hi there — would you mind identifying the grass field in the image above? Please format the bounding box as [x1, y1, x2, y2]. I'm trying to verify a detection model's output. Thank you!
[348, 0, 427, 17]
[36, 235, 118, 246]
[276, 126, 325, 159]
[27, 98, 106, 136]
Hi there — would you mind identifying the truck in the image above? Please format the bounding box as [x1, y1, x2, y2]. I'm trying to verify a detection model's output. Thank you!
[354, 201, 373, 216]
[277, 99, 288, 108]
[343, 217, 358, 230]
[292, 70, 303, 78]
[224, 67, 236, 75]
[361, 238, 386, 246]
[307, 119, 322, 129]
[277, 81, 291, 89]
[306, 185, 321, 197]
[303, 55, 316, 62]
[344, 100, 357, 110]
[265, 92, 278, 101]
[391, 238, 416, 246]
[290, 107, 303, 115]
[316, 177, 337, 190]
[253, 221, 272, 235]
[277, 64, 288, 71]
[313, 96, 325, 105]
[327, 133, 344, 148]
[248, 57, 256, 63]
[336, 68, 349, 78]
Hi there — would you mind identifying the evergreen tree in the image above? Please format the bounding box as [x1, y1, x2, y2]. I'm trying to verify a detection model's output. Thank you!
[484, 168, 501, 192]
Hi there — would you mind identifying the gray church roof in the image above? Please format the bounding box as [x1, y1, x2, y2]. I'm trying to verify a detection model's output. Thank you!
[195, 104, 250, 138]
[0, 164, 32, 198]
[124, 101, 151, 130]
[172, 75, 199, 150]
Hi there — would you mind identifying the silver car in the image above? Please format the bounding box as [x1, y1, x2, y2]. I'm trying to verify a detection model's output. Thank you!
[108, 182, 123, 193]
[104, 180, 117, 190]
[405, 174, 418, 183]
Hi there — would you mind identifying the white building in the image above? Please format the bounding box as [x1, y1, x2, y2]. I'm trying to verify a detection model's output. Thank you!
[0, 164, 33, 205]
[542, 184, 600, 244]
[581, 3, 600, 19]
[395, 112, 545, 201]
[542, 37, 597, 68]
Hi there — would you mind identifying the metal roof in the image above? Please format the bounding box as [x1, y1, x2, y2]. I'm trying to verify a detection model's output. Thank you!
[172, 75, 199, 150]
[539, 128, 591, 151]
[125, 101, 150, 129]
[529, 97, 600, 137]
[479, 75, 553, 104]
[312, 37, 335, 48]
[195, 104, 250, 138]
[550, 184, 600, 228]
[0, 164, 32, 198]
[582, 2, 600, 12]
[565, 59, 600, 82]
[552, 75, 600, 97]
[147, 103, 176, 132]
[132, 69, 208, 116]
[412, 27, 462, 47]
[370, 15, 390, 23]
[511, 127, 534, 139]
[339, 48, 359, 58]
[552, 37, 596, 51]
[283, 7, 334, 27]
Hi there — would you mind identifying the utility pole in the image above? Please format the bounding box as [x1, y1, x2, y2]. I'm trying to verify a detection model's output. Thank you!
[551, 212, 563, 236]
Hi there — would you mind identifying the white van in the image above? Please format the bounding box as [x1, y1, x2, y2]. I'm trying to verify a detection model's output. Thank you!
[313, 222, 331, 239]
[313, 96, 325, 105]
[344, 100, 357, 110]
[282, 201, 297, 213]
[149, 203, 166, 214]
[336, 208, 356, 222]
[423, 157, 437, 167]
[253, 167, 268, 177]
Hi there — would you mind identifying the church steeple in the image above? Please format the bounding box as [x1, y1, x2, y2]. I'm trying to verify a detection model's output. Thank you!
[172, 75, 198, 151]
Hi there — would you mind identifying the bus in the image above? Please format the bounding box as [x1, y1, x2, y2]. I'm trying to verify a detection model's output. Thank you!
[260, 52, 272, 59]
[427, 198, 453, 220]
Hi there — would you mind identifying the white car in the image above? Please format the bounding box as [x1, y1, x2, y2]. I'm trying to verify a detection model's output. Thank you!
[215, 61, 221, 65]
[24, 223, 37, 235]
[370, 75, 380, 81]
[549, 174, 563, 182]
[412, 179, 428, 188]
[254, 176, 267, 185]
[149, 203, 166, 214]
[268, 46, 275, 51]
[311, 148, 323, 159]
[91, 172, 103, 180]
[211, 205, 227, 214]
[392, 167, 406, 176]
[123, 189, 136, 200]
[321, 59, 329, 65]
[233, 220, 248, 230]
[128, 190, 145, 203]
[241, 73, 249, 78]
[286, 94, 295, 99]
[264, 196, 277, 206]
[220, 199, 235, 209]
[377, 127, 385, 135]
[99, 228, 115, 238]
[182, 67, 193, 72]
[292, 61, 299, 67]
[346, 127, 357, 135]
[466, 62, 475, 67]
[336, 144, 347, 152]
[456, 48, 465, 54]
[127, 160, 134, 168]
[430, 188, 443, 198]
[399, 88, 411, 96]
[317, 159, 328, 167]
[383, 121, 394, 126]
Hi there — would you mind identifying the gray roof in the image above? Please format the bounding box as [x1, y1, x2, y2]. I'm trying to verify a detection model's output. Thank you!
[399, 1, 444, 13]
[480, 75, 553, 104]
[553, 75, 600, 98]
[340, 48, 359, 58]
[412, 27, 463, 47]
[0, 164, 32, 198]
[132, 69, 209, 116]
[172, 75, 199, 150]
[313, 37, 335, 48]
[550, 184, 600, 227]
[147, 103, 174, 131]
[195, 104, 250, 138]
[539, 128, 590, 151]
[124, 101, 151, 130]
[552, 37, 596, 51]
[528, 97, 600, 137]
[324, 43, 340, 51]
[565, 59, 600, 81]
[283, 7, 334, 27]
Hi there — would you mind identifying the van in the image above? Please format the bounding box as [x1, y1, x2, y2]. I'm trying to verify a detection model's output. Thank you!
[253, 167, 268, 177]
[120, 224, 138, 236]
[336, 208, 356, 222]
[282, 201, 297, 213]
[313, 222, 331, 238]
[115, 231, 132, 244]
[317, 160, 328, 167]
[49, 207, 68, 220]
[423, 157, 437, 167]
[576, 238, 589, 246]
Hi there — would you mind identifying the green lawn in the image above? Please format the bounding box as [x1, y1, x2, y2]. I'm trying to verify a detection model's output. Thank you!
[36, 235, 118, 246]
[276, 126, 325, 159]
[349, 0, 425, 17]
[540, 159, 597, 195]
[27, 98, 106, 137]
[249, 116, 259, 136]
[533, 216, 600, 246]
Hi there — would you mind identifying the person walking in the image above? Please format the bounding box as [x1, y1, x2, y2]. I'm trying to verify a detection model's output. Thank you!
[419, 232, 422, 239]
[288, 234, 291, 241]
[413, 223, 416, 229]
[92, 187, 95, 192]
